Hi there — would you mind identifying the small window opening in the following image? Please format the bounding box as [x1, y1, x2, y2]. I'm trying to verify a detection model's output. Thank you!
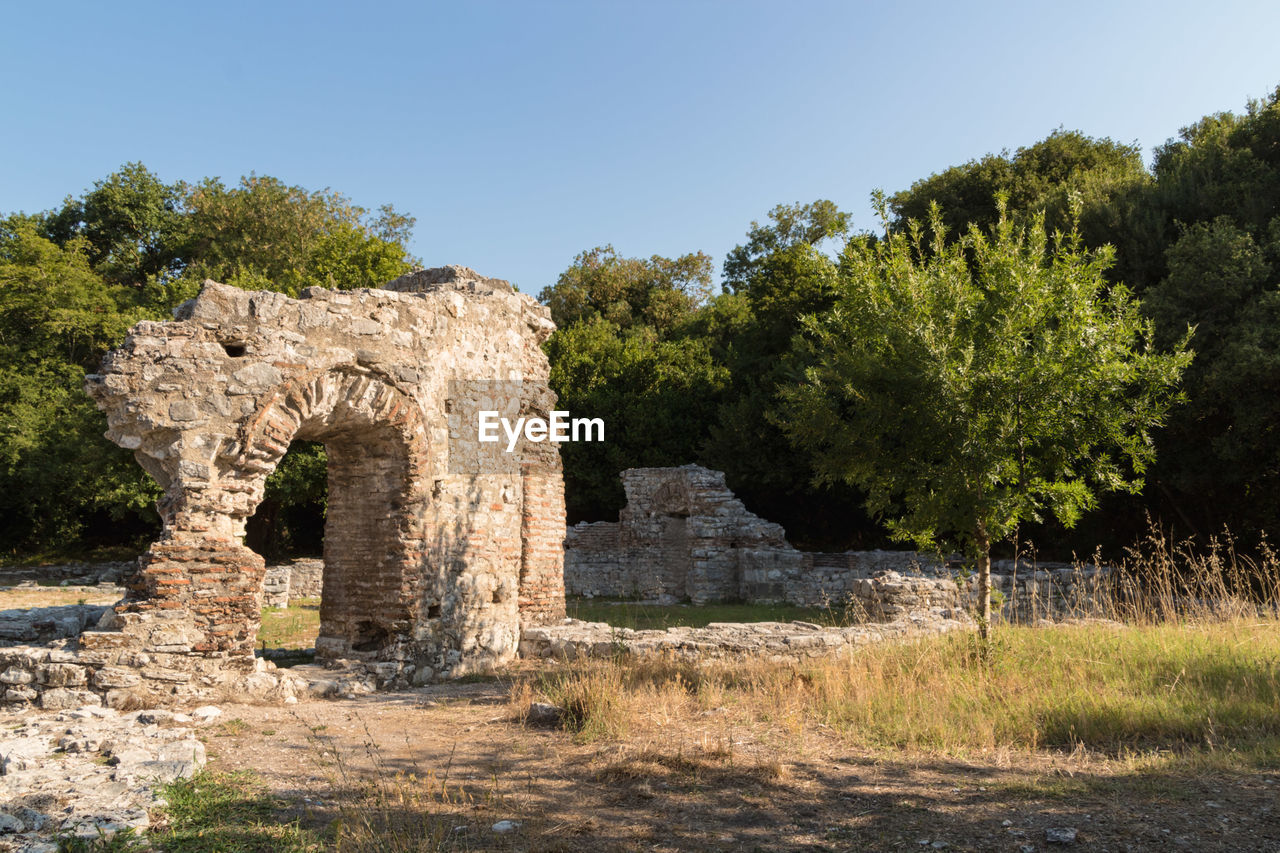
[222, 343, 247, 357]
[427, 604, 442, 619]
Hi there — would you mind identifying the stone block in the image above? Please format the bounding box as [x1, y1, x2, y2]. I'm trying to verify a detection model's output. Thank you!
[40, 688, 102, 710]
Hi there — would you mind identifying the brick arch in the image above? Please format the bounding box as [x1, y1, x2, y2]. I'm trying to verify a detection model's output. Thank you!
[231, 366, 433, 661]
[233, 366, 428, 483]
[87, 272, 566, 688]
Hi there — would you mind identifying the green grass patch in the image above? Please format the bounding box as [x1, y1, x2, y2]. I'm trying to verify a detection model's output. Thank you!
[805, 619, 1280, 754]
[152, 770, 319, 852]
[566, 596, 855, 629]
[257, 598, 321, 649]
[0, 545, 142, 568]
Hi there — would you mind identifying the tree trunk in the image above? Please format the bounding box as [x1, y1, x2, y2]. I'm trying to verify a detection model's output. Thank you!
[975, 522, 992, 642]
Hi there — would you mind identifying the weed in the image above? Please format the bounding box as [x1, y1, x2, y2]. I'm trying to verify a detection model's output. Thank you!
[151, 770, 317, 852]
[215, 718, 250, 737]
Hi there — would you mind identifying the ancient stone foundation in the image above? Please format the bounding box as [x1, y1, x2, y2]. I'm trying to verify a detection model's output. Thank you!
[565, 465, 1112, 621]
[2, 266, 570, 709]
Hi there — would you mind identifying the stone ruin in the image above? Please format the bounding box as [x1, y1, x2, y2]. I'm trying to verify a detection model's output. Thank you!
[566, 465, 797, 604]
[1, 266, 568, 709]
[565, 465, 1112, 621]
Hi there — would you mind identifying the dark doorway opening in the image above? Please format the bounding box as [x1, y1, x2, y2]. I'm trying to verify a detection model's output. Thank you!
[245, 440, 328, 561]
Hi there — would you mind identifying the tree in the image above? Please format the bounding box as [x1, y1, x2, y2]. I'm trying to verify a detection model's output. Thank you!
[539, 245, 713, 337]
[544, 317, 727, 519]
[703, 200, 881, 548]
[42, 162, 187, 288]
[0, 220, 159, 550]
[0, 165, 420, 557]
[889, 129, 1150, 260]
[777, 198, 1191, 636]
[1140, 217, 1280, 533]
[181, 174, 416, 298]
[722, 199, 849, 292]
[539, 245, 724, 520]
[1116, 87, 1280, 538]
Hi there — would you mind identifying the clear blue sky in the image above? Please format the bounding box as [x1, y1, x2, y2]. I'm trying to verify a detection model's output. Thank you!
[3, 0, 1278, 294]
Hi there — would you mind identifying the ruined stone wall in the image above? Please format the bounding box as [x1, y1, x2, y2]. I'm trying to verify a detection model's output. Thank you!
[563, 522, 634, 597]
[563, 466, 1114, 621]
[565, 465, 805, 604]
[56, 265, 566, 697]
[565, 465, 804, 604]
[753, 550, 946, 606]
[261, 559, 324, 609]
[288, 559, 324, 600]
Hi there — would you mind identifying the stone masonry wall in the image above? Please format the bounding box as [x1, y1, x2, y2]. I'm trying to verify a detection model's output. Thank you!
[1, 264, 571, 709]
[564, 465, 1113, 622]
[261, 559, 324, 609]
[565, 465, 804, 605]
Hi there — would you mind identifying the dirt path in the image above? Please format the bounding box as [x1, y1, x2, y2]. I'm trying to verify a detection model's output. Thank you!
[204, 682, 1280, 852]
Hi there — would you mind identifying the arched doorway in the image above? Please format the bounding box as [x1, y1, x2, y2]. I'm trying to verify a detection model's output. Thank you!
[236, 367, 430, 662]
[87, 272, 566, 687]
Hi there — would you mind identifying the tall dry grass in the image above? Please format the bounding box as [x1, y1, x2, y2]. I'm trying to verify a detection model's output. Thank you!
[1107, 525, 1280, 623]
[516, 527, 1280, 758]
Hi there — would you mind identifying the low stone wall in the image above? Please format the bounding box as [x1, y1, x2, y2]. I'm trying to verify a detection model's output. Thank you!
[261, 559, 325, 608]
[761, 552, 1113, 623]
[0, 605, 111, 646]
[0, 562, 132, 587]
[519, 616, 970, 663]
[0, 641, 303, 710]
[564, 466, 1116, 621]
[527, 570, 971, 664]
[975, 563, 1113, 622]
[743, 550, 946, 606]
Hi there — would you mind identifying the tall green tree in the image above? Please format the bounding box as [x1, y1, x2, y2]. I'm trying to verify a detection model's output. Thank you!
[540, 247, 724, 519]
[546, 317, 727, 518]
[722, 199, 850, 292]
[889, 129, 1150, 261]
[540, 245, 713, 337]
[0, 165, 419, 557]
[1119, 87, 1280, 538]
[778, 198, 1191, 635]
[0, 220, 159, 551]
[703, 200, 878, 548]
[42, 162, 188, 289]
[181, 174, 416, 298]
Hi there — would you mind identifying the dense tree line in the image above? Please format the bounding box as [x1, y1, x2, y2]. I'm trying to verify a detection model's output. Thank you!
[547, 86, 1280, 554]
[2, 84, 1277, 560]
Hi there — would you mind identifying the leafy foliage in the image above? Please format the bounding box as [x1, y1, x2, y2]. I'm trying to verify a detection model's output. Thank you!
[1108, 90, 1280, 539]
[889, 129, 1150, 257]
[722, 199, 850, 291]
[776, 198, 1190, 625]
[546, 316, 727, 519]
[0, 164, 416, 556]
[539, 245, 713, 336]
[6, 85, 1280, 559]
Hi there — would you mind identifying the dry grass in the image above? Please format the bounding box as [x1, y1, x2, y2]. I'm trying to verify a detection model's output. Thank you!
[511, 618, 1280, 760]
[155, 528, 1280, 852]
[296, 714, 526, 852]
[513, 528, 1280, 762]
[0, 585, 121, 609]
